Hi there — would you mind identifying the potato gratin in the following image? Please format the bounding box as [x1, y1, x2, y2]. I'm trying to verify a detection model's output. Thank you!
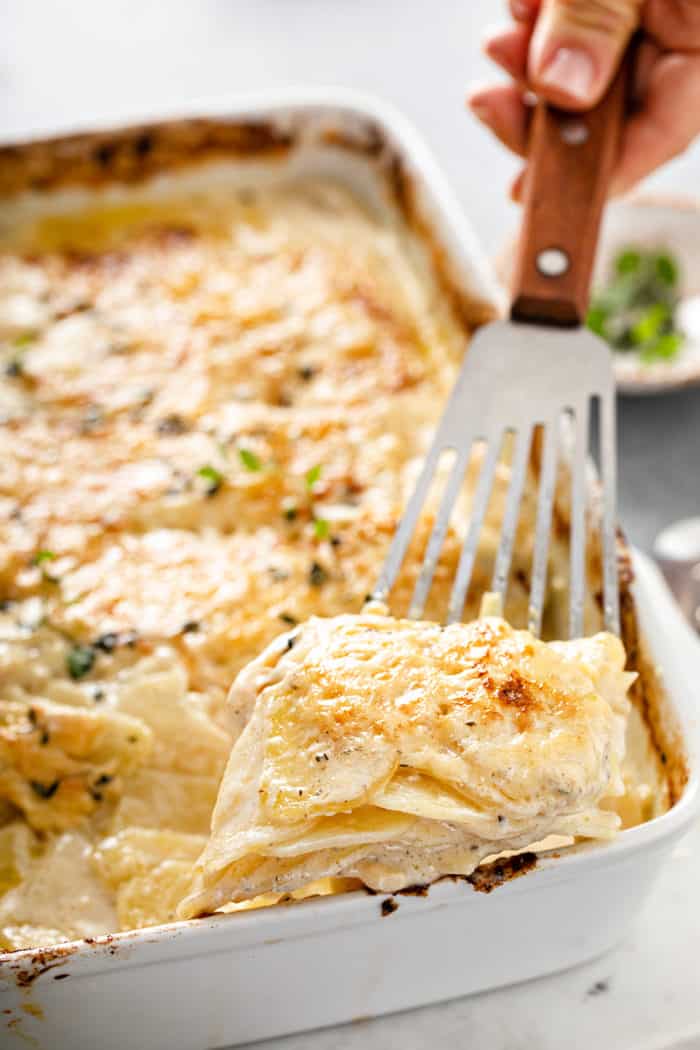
[180, 611, 633, 916]
[0, 173, 664, 948]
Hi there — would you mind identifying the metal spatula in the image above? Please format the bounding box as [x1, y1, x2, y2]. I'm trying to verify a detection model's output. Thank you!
[374, 57, 632, 639]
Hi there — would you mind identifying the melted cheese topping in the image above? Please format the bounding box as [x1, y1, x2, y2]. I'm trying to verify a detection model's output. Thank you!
[0, 175, 664, 949]
[180, 612, 632, 915]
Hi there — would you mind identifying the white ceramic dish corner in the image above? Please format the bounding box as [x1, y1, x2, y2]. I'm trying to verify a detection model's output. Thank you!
[0, 93, 697, 1050]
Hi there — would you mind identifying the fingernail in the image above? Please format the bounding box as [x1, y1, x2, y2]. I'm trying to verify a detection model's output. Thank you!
[468, 97, 490, 120]
[539, 47, 595, 102]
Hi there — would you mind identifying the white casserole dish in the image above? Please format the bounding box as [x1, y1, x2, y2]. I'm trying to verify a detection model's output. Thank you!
[0, 92, 697, 1050]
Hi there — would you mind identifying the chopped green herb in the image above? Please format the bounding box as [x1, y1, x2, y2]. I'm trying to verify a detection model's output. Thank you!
[238, 447, 262, 472]
[32, 550, 56, 566]
[587, 247, 685, 363]
[305, 464, 322, 490]
[32, 549, 59, 584]
[13, 332, 35, 349]
[197, 464, 224, 496]
[313, 517, 330, 540]
[67, 644, 96, 680]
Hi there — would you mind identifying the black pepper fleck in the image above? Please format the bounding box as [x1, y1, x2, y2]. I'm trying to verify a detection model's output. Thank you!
[95, 142, 116, 167]
[95, 632, 119, 653]
[309, 561, 328, 587]
[133, 132, 153, 157]
[278, 612, 298, 626]
[30, 780, 59, 800]
[381, 898, 398, 917]
[181, 620, 200, 634]
[156, 414, 189, 436]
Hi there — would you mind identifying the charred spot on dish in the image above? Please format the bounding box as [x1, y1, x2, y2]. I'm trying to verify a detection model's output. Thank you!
[380, 897, 398, 916]
[467, 852, 537, 894]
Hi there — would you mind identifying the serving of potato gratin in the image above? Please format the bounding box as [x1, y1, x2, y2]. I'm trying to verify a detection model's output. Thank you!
[0, 172, 665, 948]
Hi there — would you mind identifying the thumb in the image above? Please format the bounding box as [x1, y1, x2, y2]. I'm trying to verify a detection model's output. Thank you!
[529, 0, 641, 109]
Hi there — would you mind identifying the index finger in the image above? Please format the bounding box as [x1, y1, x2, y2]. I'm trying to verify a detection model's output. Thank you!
[510, 0, 541, 23]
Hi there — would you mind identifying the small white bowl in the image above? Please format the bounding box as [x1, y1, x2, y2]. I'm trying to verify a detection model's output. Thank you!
[497, 194, 700, 396]
[598, 194, 700, 395]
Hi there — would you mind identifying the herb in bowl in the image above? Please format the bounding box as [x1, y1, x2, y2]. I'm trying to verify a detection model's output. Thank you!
[587, 248, 685, 364]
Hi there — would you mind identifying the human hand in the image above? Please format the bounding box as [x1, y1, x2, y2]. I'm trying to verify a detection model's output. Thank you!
[468, 0, 700, 199]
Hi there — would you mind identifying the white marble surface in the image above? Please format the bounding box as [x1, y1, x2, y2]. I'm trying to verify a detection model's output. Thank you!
[2, 4, 700, 1048]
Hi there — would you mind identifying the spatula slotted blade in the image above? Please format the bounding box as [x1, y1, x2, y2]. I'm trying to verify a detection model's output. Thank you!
[373, 321, 619, 638]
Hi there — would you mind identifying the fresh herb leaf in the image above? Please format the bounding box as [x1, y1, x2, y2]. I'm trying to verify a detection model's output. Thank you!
[587, 247, 685, 364]
[631, 302, 670, 345]
[13, 331, 35, 349]
[313, 517, 330, 540]
[32, 550, 56, 566]
[655, 253, 678, 286]
[641, 331, 683, 363]
[66, 644, 96, 680]
[615, 249, 641, 276]
[197, 464, 224, 496]
[305, 464, 322, 490]
[238, 447, 262, 472]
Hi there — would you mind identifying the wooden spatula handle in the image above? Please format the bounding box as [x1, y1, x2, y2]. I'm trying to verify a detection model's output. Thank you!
[510, 49, 634, 327]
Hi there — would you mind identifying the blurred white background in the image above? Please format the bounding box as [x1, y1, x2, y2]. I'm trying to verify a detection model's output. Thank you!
[3, 0, 700, 256]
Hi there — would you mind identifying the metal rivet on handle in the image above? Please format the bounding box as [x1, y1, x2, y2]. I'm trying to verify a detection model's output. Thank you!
[561, 120, 589, 146]
[537, 248, 569, 277]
